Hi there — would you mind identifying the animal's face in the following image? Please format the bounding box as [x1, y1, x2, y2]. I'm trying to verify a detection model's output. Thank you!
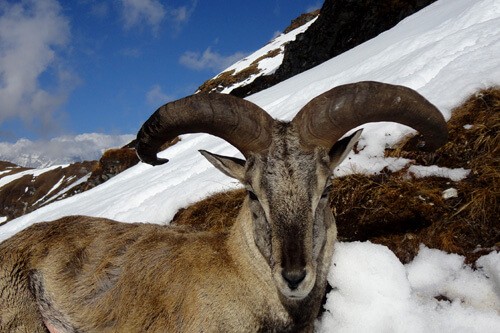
[201, 123, 361, 299]
[244, 141, 332, 299]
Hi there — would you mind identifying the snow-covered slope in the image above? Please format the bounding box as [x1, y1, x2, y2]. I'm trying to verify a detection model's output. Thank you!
[1, 0, 499, 331]
[198, 16, 317, 94]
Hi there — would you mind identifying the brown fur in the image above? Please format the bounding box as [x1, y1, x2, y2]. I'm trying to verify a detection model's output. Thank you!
[0, 213, 303, 332]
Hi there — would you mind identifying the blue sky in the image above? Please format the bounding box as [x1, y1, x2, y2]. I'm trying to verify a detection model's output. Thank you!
[0, 0, 320, 142]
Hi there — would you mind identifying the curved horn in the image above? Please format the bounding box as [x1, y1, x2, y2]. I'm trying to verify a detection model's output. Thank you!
[136, 93, 274, 165]
[292, 81, 448, 151]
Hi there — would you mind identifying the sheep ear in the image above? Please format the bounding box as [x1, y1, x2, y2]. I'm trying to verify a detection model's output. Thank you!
[328, 129, 362, 169]
[199, 150, 246, 183]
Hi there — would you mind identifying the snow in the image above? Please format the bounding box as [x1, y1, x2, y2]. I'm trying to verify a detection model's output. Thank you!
[0, 169, 12, 176]
[0, 164, 65, 190]
[33, 175, 66, 206]
[317, 243, 500, 332]
[442, 188, 458, 199]
[407, 165, 470, 181]
[41, 173, 91, 206]
[222, 17, 316, 75]
[210, 17, 317, 94]
[1, 0, 499, 331]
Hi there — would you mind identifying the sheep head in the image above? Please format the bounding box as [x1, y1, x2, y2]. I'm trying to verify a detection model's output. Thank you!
[135, 81, 447, 300]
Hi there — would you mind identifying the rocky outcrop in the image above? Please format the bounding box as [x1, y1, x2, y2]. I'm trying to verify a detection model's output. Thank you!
[0, 137, 182, 224]
[75, 148, 139, 192]
[230, 0, 436, 97]
[0, 148, 139, 224]
[282, 10, 320, 34]
[0, 161, 96, 224]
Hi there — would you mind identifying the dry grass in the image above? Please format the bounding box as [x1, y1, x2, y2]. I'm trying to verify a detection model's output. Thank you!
[197, 49, 282, 93]
[283, 10, 320, 34]
[374, 87, 500, 262]
[171, 87, 499, 264]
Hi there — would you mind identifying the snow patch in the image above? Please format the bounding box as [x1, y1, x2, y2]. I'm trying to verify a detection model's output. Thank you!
[0, 165, 65, 190]
[442, 187, 458, 199]
[408, 165, 470, 181]
[317, 243, 500, 332]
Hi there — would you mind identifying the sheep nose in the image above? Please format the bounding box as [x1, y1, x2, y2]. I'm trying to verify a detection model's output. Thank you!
[282, 269, 306, 290]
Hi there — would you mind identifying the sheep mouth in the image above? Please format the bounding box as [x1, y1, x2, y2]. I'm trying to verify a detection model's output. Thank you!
[274, 270, 316, 300]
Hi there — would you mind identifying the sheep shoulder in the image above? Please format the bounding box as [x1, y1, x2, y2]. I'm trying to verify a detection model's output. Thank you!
[0, 215, 290, 332]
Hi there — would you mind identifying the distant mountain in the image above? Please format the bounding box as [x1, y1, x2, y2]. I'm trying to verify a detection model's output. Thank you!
[0, 148, 140, 225]
[0, 133, 134, 168]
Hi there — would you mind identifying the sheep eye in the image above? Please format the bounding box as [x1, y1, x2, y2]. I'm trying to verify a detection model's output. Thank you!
[248, 190, 259, 202]
[321, 185, 332, 199]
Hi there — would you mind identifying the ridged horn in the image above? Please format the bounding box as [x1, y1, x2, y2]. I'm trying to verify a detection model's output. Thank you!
[292, 81, 448, 151]
[136, 93, 274, 165]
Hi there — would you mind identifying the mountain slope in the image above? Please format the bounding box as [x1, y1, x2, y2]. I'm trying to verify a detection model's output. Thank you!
[197, 12, 318, 94]
[199, 0, 439, 97]
[230, 0, 438, 97]
[0, 161, 95, 225]
[1, 0, 499, 331]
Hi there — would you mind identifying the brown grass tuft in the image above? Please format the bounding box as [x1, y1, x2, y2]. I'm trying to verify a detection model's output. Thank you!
[197, 49, 282, 93]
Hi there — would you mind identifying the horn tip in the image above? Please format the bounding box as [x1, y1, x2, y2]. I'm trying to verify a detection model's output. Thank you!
[135, 147, 169, 166]
[417, 130, 448, 152]
[138, 154, 169, 166]
[147, 157, 170, 166]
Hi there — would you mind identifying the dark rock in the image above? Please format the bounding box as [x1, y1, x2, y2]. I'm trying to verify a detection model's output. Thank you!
[0, 161, 96, 224]
[230, 0, 436, 97]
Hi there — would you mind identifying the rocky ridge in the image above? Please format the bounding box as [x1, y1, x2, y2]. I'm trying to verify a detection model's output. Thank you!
[200, 0, 437, 96]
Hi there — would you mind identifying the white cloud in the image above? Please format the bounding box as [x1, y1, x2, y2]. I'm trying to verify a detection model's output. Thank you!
[0, 0, 75, 136]
[120, 0, 197, 35]
[0, 133, 135, 168]
[179, 47, 247, 72]
[146, 85, 172, 107]
[120, 0, 165, 34]
[166, 0, 197, 27]
[169, 6, 188, 22]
